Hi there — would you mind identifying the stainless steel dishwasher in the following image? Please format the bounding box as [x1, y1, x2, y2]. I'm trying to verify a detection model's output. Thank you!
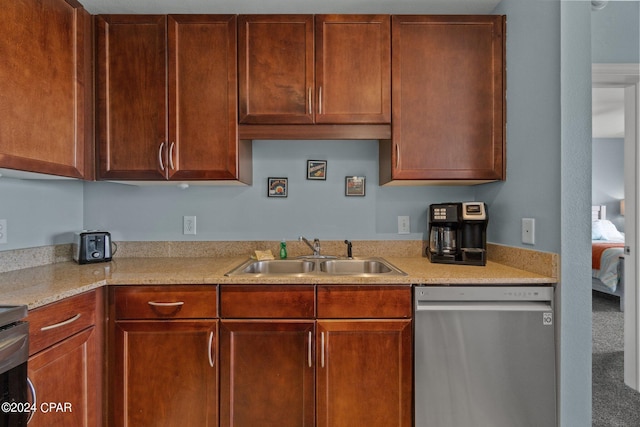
[414, 286, 556, 427]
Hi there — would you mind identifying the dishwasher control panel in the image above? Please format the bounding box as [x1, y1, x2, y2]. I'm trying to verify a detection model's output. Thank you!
[414, 286, 554, 302]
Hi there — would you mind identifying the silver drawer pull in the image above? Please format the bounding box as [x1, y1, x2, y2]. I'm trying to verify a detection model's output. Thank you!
[208, 331, 215, 368]
[147, 301, 185, 308]
[41, 313, 81, 331]
[308, 331, 312, 368]
[321, 332, 325, 368]
[169, 142, 176, 170]
[158, 142, 166, 171]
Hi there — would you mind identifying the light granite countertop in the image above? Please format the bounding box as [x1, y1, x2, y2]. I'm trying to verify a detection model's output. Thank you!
[1, 255, 557, 310]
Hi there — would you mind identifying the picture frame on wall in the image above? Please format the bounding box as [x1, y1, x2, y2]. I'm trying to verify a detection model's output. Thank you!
[307, 160, 327, 180]
[345, 176, 365, 197]
[267, 177, 288, 197]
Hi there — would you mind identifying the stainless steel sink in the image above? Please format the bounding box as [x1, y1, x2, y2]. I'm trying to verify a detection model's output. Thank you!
[228, 259, 316, 276]
[319, 259, 397, 275]
[225, 257, 406, 277]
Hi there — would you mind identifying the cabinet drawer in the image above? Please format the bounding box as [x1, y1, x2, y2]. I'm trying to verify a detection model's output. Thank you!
[220, 285, 315, 318]
[317, 285, 412, 319]
[28, 290, 96, 356]
[114, 285, 217, 319]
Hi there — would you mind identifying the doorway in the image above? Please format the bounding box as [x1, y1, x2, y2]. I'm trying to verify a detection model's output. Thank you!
[593, 63, 640, 391]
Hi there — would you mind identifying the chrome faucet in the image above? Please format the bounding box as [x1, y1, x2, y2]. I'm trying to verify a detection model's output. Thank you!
[299, 236, 321, 257]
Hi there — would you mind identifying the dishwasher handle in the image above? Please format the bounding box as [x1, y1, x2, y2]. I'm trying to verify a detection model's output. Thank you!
[416, 301, 552, 312]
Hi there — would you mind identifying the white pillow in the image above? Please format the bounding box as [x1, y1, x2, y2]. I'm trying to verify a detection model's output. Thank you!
[592, 220, 624, 241]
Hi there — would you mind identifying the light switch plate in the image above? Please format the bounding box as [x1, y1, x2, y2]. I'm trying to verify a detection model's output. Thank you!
[522, 218, 535, 245]
[398, 216, 410, 234]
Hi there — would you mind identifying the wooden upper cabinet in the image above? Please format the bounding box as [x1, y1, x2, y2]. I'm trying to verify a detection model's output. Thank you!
[0, 0, 92, 179]
[383, 15, 505, 184]
[96, 15, 167, 180]
[238, 14, 391, 125]
[96, 15, 246, 182]
[315, 15, 391, 124]
[238, 15, 314, 124]
[168, 15, 240, 180]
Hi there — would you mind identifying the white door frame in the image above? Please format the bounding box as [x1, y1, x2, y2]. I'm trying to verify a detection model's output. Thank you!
[593, 63, 640, 391]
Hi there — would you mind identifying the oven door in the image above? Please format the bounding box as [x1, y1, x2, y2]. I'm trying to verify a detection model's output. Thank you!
[0, 321, 30, 426]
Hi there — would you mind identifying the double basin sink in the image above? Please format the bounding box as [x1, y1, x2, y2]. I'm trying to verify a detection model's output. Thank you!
[225, 257, 406, 277]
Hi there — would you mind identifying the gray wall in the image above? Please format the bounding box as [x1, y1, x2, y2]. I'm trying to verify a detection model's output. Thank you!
[83, 140, 474, 242]
[560, 1, 593, 425]
[592, 138, 625, 231]
[0, 178, 83, 251]
[592, 0, 640, 64]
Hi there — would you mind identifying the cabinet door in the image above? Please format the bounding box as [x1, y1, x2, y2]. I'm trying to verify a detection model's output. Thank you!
[28, 327, 98, 427]
[389, 15, 505, 182]
[167, 15, 239, 180]
[219, 321, 315, 427]
[0, 0, 91, 178]
[112, 320, 218, 427]
[238, 15, 314, 124]
[315, 15, 391, 124]
[96, 15, 168, 180]
[316, 320, 412, 427]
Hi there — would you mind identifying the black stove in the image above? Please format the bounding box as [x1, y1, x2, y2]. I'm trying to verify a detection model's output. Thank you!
[0, 305, 29, 427]
[0, 306, 27, 328]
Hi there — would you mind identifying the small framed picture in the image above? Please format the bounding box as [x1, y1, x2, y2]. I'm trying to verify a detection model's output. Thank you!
[345, 176, 366, 197]
[268, 177, 288, 197]
[307, 160, 327, 180]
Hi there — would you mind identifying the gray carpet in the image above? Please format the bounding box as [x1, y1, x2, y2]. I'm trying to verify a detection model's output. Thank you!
[592, 292, 640, 426]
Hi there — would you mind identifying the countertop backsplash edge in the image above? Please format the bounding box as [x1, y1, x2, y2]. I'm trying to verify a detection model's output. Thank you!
[0, 241, 558, 278]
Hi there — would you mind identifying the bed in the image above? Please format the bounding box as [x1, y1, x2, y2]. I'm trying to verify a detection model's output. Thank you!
[592, 205, 625, 311]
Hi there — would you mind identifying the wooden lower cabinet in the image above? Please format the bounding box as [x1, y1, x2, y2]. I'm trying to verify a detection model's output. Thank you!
[219, 321, 315, 427]
[112, 320, 218, 427]
[218, 284, 412, 427]
[109, 284, 411, 427]
[28, 327, 98, 427]
[316, 320, 413, 427]
[26, 290, 101, 427]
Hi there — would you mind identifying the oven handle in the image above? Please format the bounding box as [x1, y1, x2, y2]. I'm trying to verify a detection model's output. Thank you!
[0, 334, 28, 358]
[26, 377, 36, 424]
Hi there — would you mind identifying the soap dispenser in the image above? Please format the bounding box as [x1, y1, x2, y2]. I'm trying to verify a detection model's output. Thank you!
[279, 240, 287, 259]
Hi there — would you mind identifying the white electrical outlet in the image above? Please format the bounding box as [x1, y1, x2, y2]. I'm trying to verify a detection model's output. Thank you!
[0, 219, 6, 244]
[398, 216, 410, 234]
[183, 216, 196, 235]
[522, 218, 535, 245]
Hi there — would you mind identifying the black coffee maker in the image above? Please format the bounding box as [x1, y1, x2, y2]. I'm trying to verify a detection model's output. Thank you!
[427, 202, 488, 266]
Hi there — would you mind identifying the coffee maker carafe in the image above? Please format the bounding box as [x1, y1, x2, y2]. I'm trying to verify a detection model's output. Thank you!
[428, 202, 488, 266]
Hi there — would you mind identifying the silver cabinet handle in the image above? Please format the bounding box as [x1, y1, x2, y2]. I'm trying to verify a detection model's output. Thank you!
[396, 144, 400, 169]
[208, 331, 215, 368]
[158, 142, 166, 171]
[321, 332, 325, 368]
[308, 87, 312, 115]
[41, 313, 81, 331]
[148, 301, 185, 308]
[319, 86, 323, 115]
[308, 331, 312, 368]
[26, 377, 36, 424]
[169, 142, 175, 170]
